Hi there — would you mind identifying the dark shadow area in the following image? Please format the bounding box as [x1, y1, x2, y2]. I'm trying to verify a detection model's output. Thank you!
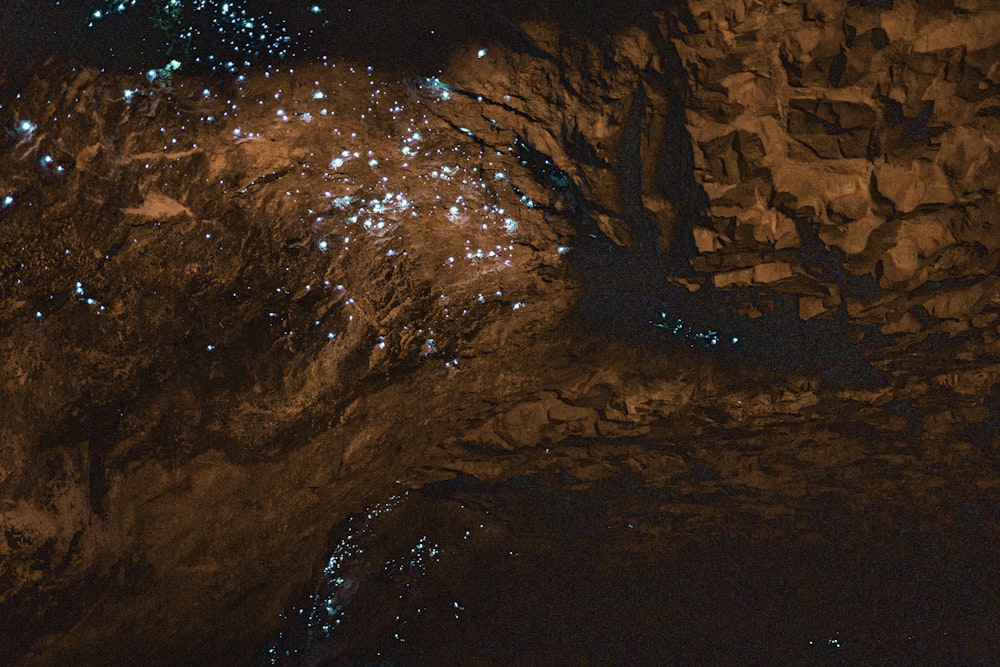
[1, 0, 677, 92]
[511, 133, 887, 389]
[264, 472, 1000, 665]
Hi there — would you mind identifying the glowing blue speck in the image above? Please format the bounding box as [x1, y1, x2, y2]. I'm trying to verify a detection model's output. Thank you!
[477, 49, 487, 58]
[2, 195, 13, 207]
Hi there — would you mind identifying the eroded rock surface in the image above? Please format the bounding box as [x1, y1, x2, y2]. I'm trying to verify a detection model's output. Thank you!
[677, 0, 1000, 332]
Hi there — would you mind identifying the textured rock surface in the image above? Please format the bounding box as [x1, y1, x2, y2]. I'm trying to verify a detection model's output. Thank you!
[1, 1, 999, 664]
[677, 0, 1000, 328]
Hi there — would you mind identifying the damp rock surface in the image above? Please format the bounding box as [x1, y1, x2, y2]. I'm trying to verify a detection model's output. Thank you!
[1, 1, 999, 665]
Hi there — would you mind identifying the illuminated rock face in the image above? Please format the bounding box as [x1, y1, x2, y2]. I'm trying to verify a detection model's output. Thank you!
[1, 1, 999, 664]
[677, 0, 1000, 311]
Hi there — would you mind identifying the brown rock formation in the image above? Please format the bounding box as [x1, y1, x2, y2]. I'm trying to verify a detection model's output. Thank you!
[1, 1, 998, 664]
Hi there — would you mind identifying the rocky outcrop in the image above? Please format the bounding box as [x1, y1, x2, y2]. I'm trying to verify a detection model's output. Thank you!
[675, 0, 1000, 342]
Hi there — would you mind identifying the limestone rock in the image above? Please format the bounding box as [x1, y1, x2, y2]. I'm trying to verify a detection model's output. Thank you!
[913, 9, 1000, 53]
[879, 215, 957, 287]
[880, 310, 924, 335]
[675, 0, 1000, 347]
[693, 225, 726, 253]
[874, 159, 955, 214]
[714, 261, 797, 288]
[919, 277, 999, 321]
[819, 212, 885, 256]
[936, 125, 1000, 195]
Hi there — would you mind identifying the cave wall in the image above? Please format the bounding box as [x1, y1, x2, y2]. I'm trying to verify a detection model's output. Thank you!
[672, 0, 1000, 338]
[1, 6, 711, 661]
[1, 0, 999, 663]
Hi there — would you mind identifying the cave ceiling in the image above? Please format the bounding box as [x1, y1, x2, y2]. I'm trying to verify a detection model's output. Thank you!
[1, 0, 999, 663]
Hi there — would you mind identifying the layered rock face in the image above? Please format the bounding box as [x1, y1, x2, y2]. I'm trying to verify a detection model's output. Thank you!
[677, 0, 1000, 336]
[1, 1, 999, 664]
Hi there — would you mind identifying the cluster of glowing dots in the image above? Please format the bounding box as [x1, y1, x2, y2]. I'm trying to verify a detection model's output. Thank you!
[89, 0, 301, 72]
[269, 66, 524, 358]
[27, 12, 528, 348]
[311, 493, 408, 638]
[73, 281, 106, 312]
[652, 313, 740, 347]
[248, 68, 525, 281]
